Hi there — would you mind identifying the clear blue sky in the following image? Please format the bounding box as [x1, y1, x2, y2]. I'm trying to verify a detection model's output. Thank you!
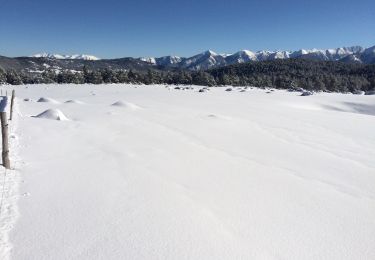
[0, 0, 374, 58]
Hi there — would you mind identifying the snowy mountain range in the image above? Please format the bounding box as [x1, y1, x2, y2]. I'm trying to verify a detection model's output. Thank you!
[32, 53, 100, 60]
[139, 45, 375, 70]
[14, 45, 375, 73]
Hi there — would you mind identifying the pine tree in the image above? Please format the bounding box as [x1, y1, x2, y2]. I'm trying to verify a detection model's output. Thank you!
[0, 68, 6, 84]
[6, 70, 22, 85]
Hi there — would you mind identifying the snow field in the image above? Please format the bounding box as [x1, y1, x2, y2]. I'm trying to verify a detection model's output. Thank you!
[1, 84, 374, 259]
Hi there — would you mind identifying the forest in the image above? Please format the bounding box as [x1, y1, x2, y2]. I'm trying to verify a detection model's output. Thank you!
[1, 59, 374, 93]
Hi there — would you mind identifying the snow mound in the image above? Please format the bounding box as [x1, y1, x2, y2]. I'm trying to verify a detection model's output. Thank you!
[205, 114, 230, 120]
[37, 97, 59, 104]
[64, 100, 84, 104]
[34, 109, 69, 121]
[301, 91, 313, 96]
[111, 101, 140, 110]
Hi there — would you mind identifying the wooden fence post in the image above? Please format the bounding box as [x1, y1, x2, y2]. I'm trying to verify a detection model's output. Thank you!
[9, 90, 15, 121]
[0, 112, 10, 169]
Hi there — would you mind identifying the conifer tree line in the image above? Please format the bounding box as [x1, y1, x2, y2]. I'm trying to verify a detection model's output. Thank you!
[0, 59, 374, 93]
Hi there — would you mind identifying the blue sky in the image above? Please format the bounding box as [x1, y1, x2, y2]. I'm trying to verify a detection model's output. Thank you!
[0, 0, 374, 58]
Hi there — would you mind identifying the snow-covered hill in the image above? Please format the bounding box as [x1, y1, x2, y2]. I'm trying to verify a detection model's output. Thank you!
[360, 45, 375, 64]
[4, 84, 375, 260]
[32, 53, 100, 60]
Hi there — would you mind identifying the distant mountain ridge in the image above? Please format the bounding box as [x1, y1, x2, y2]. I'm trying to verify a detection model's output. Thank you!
[32, 53, 100, 60]
[0, 45, 374, 74]
[139, 45, 374, 70]
[0, 55, 154, 74]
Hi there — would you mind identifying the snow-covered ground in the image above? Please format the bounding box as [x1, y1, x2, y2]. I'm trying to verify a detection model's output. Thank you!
[1, 84, 375, 259]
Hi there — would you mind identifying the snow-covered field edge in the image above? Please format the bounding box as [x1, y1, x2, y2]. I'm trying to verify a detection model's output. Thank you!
[0, 96, 20, 260]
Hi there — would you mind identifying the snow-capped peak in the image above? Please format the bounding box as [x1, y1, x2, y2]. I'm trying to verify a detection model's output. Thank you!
[228, 50, 257, 62]
[140, 57, 157, 64]
[203, 50, 218, 56]
[32, 53, 100, 60]
[238, 50, 256, 56]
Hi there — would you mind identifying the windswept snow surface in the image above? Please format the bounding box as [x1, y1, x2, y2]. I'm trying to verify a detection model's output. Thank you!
[6, 84, 375, 259]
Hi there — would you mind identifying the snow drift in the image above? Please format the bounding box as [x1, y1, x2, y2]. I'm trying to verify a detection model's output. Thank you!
[34, 109, 69, 121]
[111, 101, 140, 110]
[37, 97, 59, 104]
[64, 100, 84, 104]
